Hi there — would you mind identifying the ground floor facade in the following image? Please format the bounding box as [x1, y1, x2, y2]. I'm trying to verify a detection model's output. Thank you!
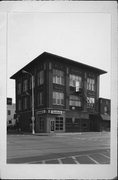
[17, 109, 106, 133]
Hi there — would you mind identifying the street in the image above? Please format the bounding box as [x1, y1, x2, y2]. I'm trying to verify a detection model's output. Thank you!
[7, 132, 110, 164]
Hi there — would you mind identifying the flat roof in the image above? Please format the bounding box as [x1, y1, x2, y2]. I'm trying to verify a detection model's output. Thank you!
[10, 52, 107, 79]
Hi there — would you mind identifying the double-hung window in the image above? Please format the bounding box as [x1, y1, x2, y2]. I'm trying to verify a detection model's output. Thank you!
[53, 69, 64, 85]
[18, 99, 22, 111]
[87, 78, 95, 91]
[53, 92, 64, 105]
[87, 97, 95, 108]
[17, 82, 21, 94]
[69, 95, 82, 107]
[23, 79, 28, 92]
[69, 74, 82, 89]
[38, 92, 43, 106]
[37, 70, 44, 86]
[23, 97, 27, 110]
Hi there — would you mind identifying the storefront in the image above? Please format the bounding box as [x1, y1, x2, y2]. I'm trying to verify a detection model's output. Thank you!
[35, 109, 65, 133]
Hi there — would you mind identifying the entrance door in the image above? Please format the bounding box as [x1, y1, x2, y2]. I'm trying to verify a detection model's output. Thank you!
[50, 119, 55, 132]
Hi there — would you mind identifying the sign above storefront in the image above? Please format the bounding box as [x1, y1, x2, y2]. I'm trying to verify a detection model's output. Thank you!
[37, 109, 65, 115]
[50, 110, 63, 114]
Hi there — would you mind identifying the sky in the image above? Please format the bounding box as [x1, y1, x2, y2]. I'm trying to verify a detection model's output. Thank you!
[7, 12, 111, 103]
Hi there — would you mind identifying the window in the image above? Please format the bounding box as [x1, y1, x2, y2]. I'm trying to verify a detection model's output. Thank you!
[7, 110, 11, 115]
[38, 92, 43, 106]
[23, 97, 27, 110]
[37, 70, 44, 86]
[69, 95, 82, 107]
[55, 117, 64, 130]
[104, 106, 108, 115]
[53, 69, 64, 85]
[69, 74, 82, 88]
[87, 78, 95, 91]
[8, 120, 12, 124]
[39, 117, 45, 131]
[23, 79, 28, 92]
[17, 82, 21, 94]
[87, 97, 95, 108]
[53, 92, 64, 105]
[18, 99, 22, 111]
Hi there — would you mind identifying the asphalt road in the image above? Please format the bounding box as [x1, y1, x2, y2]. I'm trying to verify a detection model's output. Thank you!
[7, 132, 110, 164]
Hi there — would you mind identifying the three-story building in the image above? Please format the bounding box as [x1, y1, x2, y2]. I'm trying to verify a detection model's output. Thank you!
[10, 52, 107, 133]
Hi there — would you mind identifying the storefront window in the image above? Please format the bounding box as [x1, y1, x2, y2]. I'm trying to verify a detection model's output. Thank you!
[55, 117, 64, 130]
[39, 117, 44, 131]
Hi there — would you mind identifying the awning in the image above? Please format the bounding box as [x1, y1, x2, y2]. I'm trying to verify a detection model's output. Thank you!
[101, 114, 110, 121]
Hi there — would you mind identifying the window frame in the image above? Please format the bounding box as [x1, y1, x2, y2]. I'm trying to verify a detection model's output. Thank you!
[53, 69, 65, 85]
[69, 95, 82, 107]
[69, 74, 82, 88]
[53, 91, 64, 105]
[87, 78, 95, 91]
[37, 70, 44, 86]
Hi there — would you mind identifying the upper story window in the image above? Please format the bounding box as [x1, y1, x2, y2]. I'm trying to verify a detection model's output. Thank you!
[7, 110, 11, 115]
[17, 82, 21, 94]
[37, 70, 44, 86]
[53, 92, 64, 105]
[23, 79, 28, 92]
[53, 69, 64, 85]
[104, 106, 108, 115]
[18, 99, 22, 111]
[37, 92, 43, 106]
[87, 97, 95, 108]
[69, 74, 82, 89]
[23, 97, 28, 110]
[87, 78, 95, 91]
[69, 95, 82, 107]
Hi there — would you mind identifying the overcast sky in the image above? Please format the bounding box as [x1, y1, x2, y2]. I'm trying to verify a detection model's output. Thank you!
[7, 12, 111, 103]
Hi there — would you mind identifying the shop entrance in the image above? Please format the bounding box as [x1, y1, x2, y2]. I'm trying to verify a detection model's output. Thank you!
[50, 118, 55, 132]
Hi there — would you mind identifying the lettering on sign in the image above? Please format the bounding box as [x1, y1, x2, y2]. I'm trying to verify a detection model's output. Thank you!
[37, 110, 46, 114]
[50, 110, 63, 114]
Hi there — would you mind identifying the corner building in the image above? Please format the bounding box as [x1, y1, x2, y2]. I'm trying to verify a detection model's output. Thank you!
[11, 52, 107, 133]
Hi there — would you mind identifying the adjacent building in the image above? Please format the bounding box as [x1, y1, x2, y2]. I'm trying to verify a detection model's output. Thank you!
[98, 98, 111, 131]
[7, 98, 16, 127]
[10, 52, 108, 133]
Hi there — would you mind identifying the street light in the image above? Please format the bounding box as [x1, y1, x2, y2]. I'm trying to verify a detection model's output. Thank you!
[22, 70, 35, 134]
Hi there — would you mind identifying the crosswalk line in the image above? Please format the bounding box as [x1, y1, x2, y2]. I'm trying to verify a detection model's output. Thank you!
[71, 156, 80, 164]
[87, 155, 100, 164]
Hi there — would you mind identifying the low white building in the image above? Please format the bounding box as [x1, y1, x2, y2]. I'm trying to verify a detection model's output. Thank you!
[7, 98, 16, 127]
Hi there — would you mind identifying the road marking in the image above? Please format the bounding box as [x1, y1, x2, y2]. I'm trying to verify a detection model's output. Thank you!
[87, 155, 100, 164]
[71, 156, 80, 164]
[98, 153, 110, 159]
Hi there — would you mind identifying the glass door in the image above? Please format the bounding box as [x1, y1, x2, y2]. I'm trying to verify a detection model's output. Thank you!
[50, 119, 55, 132]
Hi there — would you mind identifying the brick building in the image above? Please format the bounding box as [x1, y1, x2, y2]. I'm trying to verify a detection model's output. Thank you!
[98, 98, 111, 131]
[7, 98, 16, 127]
[10, 52, 107, 133]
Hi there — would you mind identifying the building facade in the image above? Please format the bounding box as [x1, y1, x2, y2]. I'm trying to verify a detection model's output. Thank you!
[10, 52, 107, 133]
[98, 98, 111, 131]
[7, 98, 16, 127]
